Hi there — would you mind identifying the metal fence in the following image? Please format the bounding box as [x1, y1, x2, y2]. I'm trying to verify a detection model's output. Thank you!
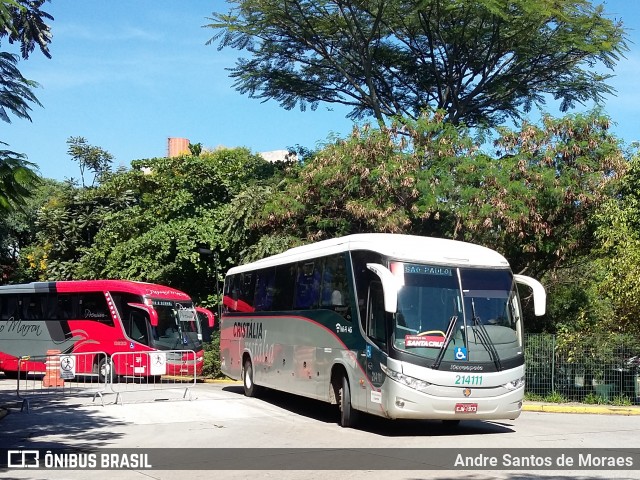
[11, 349, 198, 411]
[109, 350, 197, 405]
[16, 351, 109, 412]
[525, 333, 640, 404]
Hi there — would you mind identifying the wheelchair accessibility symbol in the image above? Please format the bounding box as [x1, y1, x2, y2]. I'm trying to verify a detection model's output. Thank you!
[454, 347, 468, 361]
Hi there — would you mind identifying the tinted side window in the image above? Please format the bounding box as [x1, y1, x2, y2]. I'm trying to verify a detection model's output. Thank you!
[272, 264, 295, 311]
[320, 254, 349, 304]
[79, 292, 113, 326]
[0, 295, 19, 320]
[350, 250, 384, 332]
[22, 294, 45, 319]
[56, 294, 75, 319]
[125, 310, 150, 345]
[238, 272, 256, 312]
[367, 282, 387, 348]
[222, 276, 234, 312]
[112, 293, 142, 321]
[254, 268, 275, 311]
[223, 273, 257, 313]
[294, 261, 321, 309]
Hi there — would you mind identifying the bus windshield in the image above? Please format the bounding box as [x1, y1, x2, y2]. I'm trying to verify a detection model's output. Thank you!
[391, 263, 522, 365]
[151, 300, 203, 351]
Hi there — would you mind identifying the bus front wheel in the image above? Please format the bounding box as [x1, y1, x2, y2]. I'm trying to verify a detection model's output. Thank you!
[339, 375, 358, 428]
[243, 359, 259, 397]
[98, 358, 119, 384]
[97, 358, 110, 383]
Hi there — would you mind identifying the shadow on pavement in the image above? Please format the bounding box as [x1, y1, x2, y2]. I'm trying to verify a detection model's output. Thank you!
[222, 384, 515, 436]
[0, 378, 127, 451]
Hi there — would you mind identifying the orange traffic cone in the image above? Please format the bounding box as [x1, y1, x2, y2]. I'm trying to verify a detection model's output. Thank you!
[43, 349, 65, 387]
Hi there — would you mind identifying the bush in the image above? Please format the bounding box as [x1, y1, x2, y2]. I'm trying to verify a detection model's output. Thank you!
[201, 330, 223, 378]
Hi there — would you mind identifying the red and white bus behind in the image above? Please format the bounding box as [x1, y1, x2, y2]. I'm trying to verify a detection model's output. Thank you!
[0, 280, 214, 380]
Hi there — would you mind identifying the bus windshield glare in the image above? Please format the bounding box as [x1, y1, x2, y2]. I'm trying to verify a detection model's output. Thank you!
[391, 263, 522, 364]
[151, 300, 203, 350]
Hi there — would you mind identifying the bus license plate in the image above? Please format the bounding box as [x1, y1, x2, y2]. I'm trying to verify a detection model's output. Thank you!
[455, 403, 478, 413]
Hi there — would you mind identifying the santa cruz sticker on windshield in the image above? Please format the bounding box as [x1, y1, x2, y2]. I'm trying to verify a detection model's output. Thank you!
[405, 335, 445, 348]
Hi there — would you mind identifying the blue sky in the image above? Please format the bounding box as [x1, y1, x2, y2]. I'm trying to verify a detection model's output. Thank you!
[2, 0, 639, 181]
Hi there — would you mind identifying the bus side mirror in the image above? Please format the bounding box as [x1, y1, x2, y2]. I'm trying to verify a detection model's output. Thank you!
[366, 263, 404, 313]
[127, 303, 159, 327]
[514, 274, 546, 316]
[196, 307, 215, 328]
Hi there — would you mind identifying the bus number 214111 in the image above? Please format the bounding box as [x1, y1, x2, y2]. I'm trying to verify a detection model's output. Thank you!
[455, 375, 483, 386]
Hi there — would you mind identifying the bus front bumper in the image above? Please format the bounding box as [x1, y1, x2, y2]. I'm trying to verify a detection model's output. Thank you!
[380, 378, 524, 421]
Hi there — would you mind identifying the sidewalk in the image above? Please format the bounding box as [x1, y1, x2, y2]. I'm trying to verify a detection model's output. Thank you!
[522, 401, 640, 415]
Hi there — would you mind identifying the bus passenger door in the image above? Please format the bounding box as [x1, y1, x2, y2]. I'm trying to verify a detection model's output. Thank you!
[365, 282, 387, 411]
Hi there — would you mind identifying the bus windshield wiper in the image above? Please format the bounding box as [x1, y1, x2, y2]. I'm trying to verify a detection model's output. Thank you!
[432, 315, 458, 370]
[470, 298, 502, 371]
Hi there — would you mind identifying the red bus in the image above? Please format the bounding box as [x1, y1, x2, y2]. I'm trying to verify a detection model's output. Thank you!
[0, 280, 214, 380]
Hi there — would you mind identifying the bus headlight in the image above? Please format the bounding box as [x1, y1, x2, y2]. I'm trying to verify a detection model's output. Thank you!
[504, 376, 525, 390]
[380, 364, 431, 391]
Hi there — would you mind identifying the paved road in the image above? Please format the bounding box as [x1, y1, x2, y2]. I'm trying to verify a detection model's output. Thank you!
[1, 377, 639, 479]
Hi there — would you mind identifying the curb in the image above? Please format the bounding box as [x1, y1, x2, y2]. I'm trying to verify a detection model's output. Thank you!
[523, 402, 640, 415]
[160, 376, 242, 384]
[200, 378, 242, 384]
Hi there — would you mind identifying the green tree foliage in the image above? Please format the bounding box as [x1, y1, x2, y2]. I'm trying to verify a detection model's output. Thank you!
[0, 0, 52, 60]
[66, 136, 114, 188]
[26, 148, 277, 301]
[188, 142, 202, 157]
[16, 142, 120, 280]
[75, 149, 277, 299]
[591, 151, 640, 334]
[540, 260, 613, 334]
[0, 51, 41, 124]
[0, 0, 52, 215]
[202, 329, 223, 378]
[0, 0, 52, 124]
[255, 110, 627, 280]
[20, 179, 131, 280]
[0, 150, 40, 213]
[206, 0, 627, 127]
[0, 0, 51, 126]
[0, 177, 58, 283]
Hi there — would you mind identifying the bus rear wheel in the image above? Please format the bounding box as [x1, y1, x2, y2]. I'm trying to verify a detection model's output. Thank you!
[243, 359, 260, 397]
[338, 375, 358, 428]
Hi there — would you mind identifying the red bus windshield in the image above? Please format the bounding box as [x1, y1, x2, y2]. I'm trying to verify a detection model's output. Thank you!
[151, 299, 203, 351]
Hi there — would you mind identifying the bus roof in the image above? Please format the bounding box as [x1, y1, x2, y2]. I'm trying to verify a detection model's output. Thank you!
[0, 280, 191, 300]
[227, 233, 510, 275]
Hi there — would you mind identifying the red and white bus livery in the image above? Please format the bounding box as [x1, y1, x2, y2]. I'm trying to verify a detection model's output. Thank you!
[0, 280, 214, 379]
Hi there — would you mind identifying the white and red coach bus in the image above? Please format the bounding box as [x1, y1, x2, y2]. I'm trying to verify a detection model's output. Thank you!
[0, 280, 214, 380]
[220, 234, 545, 427]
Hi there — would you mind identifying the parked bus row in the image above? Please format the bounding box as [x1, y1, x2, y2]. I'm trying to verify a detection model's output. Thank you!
[0, 233, 545, 428]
